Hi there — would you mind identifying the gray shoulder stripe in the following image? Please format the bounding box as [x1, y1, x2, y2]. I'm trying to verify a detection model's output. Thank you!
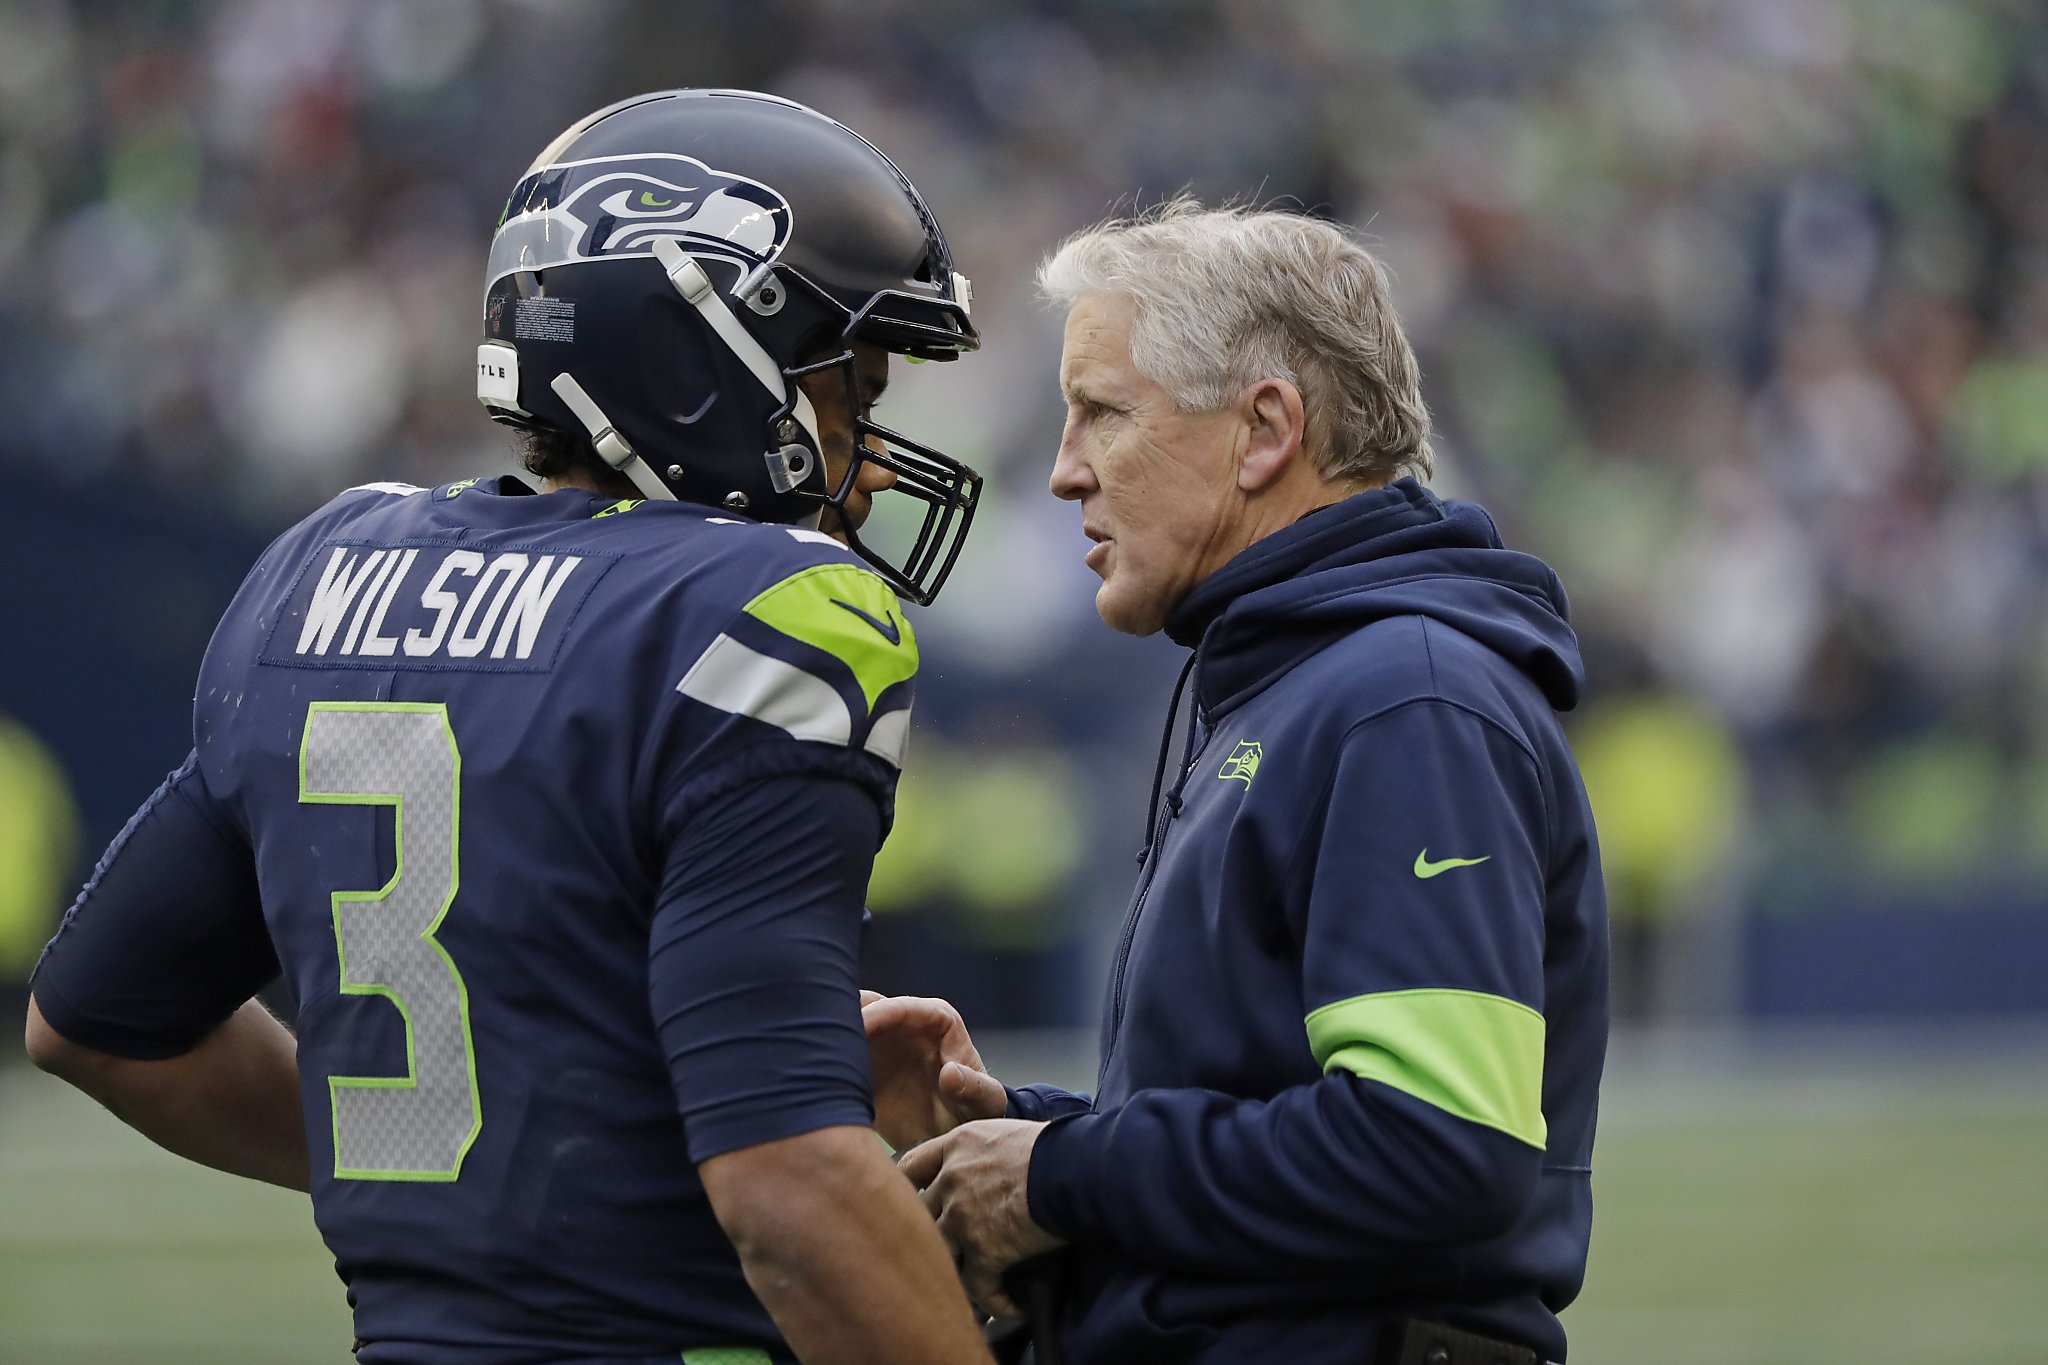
[864, 707, 911, 767]
[677, 634, 852, 747]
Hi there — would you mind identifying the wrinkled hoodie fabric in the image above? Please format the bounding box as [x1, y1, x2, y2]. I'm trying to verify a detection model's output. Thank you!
[1011, 479, 1609, 1364]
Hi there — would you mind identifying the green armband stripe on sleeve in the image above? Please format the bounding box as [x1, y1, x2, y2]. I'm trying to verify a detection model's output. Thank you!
[743, 564, 918, 712]
[680, 1349, 771, 1365]
[1305, 988, 1547, 1148]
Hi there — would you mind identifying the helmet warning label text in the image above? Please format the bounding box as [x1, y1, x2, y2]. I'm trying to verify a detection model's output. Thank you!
[513, 296, 575, 342]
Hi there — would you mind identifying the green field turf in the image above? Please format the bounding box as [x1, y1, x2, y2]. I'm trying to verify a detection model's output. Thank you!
[3, 1038, 2044, 1364]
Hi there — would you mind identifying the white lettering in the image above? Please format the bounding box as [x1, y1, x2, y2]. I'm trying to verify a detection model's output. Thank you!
[490, 556, 582, 660]
[340, 550, 402, 654]
[297, 549, 386, 656]
[447, 553, 528, 658]
[356, 548, 418, 657]
[405, 550, 484, 656]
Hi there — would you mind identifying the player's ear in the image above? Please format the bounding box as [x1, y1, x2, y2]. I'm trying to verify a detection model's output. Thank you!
[1236, 377, 1306, 494]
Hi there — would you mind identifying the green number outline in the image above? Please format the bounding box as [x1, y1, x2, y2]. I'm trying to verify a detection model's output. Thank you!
[298, 700, 482, 1182]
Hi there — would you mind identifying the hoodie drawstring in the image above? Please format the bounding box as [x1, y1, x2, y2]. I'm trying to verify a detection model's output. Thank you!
[1164, 677, 1203, 814]
[1139, 650, 1200, 867]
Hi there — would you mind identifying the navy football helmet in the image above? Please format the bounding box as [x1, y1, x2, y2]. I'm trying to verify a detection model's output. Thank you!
[478, 89, 982, 604]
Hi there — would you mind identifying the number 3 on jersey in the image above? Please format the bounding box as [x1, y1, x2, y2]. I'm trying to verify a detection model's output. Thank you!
[300, 702, 481, 1181]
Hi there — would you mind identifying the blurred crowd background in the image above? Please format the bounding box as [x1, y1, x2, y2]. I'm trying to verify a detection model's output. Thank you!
[6, 3, 2048, 1361]
[4, 0, 2048, 1032]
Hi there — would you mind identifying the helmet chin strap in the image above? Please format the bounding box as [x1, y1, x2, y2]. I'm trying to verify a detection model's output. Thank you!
[555, 241, 836, 521]
[547, 373, 677, 502]
[652, 237, 826, 461]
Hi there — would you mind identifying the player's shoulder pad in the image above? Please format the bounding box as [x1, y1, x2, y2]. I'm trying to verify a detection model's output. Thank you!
[253, 480, 426, 565]
[340, 481, 428, 498]
[673, 523, 917, 768]
[300, 479, 428, 532]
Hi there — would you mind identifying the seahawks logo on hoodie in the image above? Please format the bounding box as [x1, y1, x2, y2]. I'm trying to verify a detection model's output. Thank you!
[484, 153, 791, 288]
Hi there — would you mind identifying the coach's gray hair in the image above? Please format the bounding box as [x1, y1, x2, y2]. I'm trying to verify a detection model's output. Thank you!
[1038, 199, 1433, 484]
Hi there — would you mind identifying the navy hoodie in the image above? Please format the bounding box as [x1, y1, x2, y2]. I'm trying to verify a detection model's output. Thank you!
[1012, 480, 1608, 1363]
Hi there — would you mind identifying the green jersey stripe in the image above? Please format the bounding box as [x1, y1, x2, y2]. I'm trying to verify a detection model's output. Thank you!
[742, 564, 917, 712]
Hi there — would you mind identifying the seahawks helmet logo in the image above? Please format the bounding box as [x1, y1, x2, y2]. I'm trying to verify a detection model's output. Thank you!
[484, 153, 792, 287]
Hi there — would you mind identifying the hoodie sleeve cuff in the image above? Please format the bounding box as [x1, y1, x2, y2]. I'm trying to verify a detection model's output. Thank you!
[1026, 1110, 1105, 1242]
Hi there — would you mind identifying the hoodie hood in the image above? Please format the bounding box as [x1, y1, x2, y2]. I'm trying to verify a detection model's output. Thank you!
[1166, 479, 1583, 717]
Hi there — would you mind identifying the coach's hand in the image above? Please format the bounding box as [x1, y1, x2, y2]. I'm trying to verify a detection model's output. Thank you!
[861, 992, 1007, 1151]
[898, 1118, 1064, 1319]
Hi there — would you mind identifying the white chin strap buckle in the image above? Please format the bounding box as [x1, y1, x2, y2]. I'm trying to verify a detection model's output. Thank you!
[548, 373, 675, 503]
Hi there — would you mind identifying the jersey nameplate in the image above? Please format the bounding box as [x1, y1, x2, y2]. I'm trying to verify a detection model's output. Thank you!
[260, 539, 615, 672]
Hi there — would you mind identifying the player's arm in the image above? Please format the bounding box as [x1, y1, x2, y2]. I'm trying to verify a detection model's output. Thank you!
[701, 1124, 991, 1363]
[24, 753, 308, 1192]
[650, 770, 991, 1365]
[26, 995, 307, 1191]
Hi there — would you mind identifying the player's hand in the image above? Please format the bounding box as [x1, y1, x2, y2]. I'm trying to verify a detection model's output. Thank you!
[861, 991, 1008, 1151]
[897, 1118, 1063, 1319]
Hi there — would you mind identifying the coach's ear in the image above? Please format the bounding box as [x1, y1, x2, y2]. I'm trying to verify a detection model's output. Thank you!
[1235, 376, 1308, 494]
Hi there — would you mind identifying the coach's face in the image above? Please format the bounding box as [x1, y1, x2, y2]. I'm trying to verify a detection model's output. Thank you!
[1050, 293, 1247, 636]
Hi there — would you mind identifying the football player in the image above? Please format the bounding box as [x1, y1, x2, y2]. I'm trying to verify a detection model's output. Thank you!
[25, 89, 995, 1365]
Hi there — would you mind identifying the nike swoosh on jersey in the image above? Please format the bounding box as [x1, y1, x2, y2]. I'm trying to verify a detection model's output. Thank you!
[830, 598, 902, 646]
[1414, 850, 1491, 878]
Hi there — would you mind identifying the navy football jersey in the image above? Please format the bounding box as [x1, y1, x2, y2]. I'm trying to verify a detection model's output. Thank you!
[34, 476, 921, 1363]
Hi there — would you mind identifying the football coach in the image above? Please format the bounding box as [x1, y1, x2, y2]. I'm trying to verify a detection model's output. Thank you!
[870, 201, 1609, 1365]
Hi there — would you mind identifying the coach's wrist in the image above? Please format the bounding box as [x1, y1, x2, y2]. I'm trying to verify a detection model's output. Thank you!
[1021, 1111, 1099, 1244]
